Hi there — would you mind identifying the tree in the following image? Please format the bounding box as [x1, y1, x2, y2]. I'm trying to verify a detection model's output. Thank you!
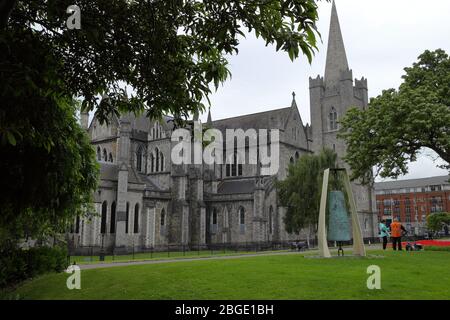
[277, 149, 337, 236]
[339, 49, 450, 183]
[427, 212, 450, 233]
[2, 0, 326, 127]
[0, 27, 99, 249]
[0, 0, 327, 246]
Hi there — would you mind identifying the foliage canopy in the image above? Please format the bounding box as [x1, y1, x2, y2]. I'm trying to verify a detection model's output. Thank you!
[0, 28, 99, 247]
[0, 0, 327, 246]
[3, 0, 326, 126]
[339, 49, 450, 183]
[277, 149, 337, 234]
[427, 212, 450, 232]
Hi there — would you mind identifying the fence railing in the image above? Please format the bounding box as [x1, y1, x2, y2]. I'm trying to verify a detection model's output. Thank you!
[67, 236, 403, 264]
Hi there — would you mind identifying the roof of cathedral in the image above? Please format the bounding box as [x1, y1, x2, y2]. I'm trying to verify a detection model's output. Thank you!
[99, 162, 160, 191]
[110, 99, 301, 137]
[121, 113, 175, 136]
[217, 179, 256, 194]
[136, 172, 162, 191]
[212, 107, 293, 133]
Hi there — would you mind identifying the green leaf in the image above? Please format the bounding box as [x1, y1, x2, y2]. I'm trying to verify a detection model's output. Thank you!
[6, 131, 16, 146]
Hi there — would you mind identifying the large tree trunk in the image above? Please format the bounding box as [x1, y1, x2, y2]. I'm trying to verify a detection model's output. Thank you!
[0, 0, 16, 29]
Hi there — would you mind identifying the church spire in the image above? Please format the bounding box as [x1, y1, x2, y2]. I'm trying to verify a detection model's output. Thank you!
[324, 0, 349, 88]
[207, 107, 212, 126]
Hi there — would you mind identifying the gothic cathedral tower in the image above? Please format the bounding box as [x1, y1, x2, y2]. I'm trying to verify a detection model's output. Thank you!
[309, 1, 376, 237]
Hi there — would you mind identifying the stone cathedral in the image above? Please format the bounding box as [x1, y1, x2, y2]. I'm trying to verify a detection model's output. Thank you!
[69, 2, 377, 253]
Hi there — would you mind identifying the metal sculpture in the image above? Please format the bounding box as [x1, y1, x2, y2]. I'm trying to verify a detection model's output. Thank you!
[318, 168, 366, 258]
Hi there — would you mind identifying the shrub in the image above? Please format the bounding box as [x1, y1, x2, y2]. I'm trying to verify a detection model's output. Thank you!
[424, 246, 450, 252]
[427, 212, 450, 232]
[0, 246, 68, 288]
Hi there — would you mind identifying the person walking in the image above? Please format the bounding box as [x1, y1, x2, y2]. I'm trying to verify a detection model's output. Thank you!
[379, 219, 390, 250]
[390, 218, 407, 251]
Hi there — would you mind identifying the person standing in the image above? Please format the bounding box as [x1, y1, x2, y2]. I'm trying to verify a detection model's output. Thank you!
[379, 219, 390, 250]
[390, 218, 407, 251]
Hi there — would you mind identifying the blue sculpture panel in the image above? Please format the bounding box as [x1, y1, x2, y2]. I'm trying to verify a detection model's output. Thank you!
[327, 191, 351, 241]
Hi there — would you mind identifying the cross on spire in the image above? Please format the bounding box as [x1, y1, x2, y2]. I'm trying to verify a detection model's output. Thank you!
[291, 91, 298, 109]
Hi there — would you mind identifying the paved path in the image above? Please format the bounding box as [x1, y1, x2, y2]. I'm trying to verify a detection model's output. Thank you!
[77, 245, 382, 270]
[78, 251, 303, 270]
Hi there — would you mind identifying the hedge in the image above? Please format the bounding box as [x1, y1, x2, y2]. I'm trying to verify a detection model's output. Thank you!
[424, 246, 450, 252]
[0, 246, 68, 289]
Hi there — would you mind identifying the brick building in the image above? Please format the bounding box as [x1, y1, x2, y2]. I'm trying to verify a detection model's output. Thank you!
[375, 175, 450, 235]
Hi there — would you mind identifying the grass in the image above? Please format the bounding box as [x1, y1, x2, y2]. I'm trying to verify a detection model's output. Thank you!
[5, 250, 450, 300]
[424, 246, 450, 252]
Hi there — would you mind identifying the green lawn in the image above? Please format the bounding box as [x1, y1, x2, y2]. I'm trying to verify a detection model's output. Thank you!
[69, 249, 291, 264]
[6, 250, 450, 300]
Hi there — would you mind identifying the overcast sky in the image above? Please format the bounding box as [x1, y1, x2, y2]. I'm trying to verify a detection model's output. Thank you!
[198, 0, 450, 182]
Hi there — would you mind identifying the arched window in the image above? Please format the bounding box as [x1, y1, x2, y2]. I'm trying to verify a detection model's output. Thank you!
[101, 201, 107, 234]
[161, 209, 165, 226]
[155, 148, 160, 172]
[97, 147, 101, 161]
[152, 128, 155, 140]
[110, 202, 116, 233]
[290, 157, 294, 164]
[134, 203, 140, 233]
[160, 209, 166, 236]
[103, 149, 107, 162]
[125, 202, 129, 234]
[237, 153, 243, 176]
[160, 152, 164, 171]
[212, 209, 218, 225]
[239, 207, 245, 234]
[136, 146, 143, 172]
[269, 206, 273, 235]
[226, 152, 243, 177]
[211, 208, 218, 234]
[150, 153, 154, 173]
[295, 152, 299, 161]
[329, 107, 338, 131]
[232, 152, 238, 176]
[108, 153, 113, 163]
